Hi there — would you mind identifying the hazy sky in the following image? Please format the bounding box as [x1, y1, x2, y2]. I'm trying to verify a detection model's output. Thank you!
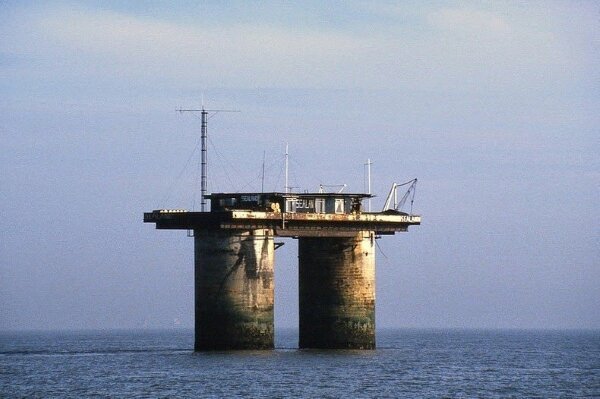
[1, 1, 598, 331]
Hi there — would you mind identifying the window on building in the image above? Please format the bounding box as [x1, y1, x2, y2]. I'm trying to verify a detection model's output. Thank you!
[286, 198, 297, 213]
[315, 198, 325, 213]
[335, 198, 344, 214]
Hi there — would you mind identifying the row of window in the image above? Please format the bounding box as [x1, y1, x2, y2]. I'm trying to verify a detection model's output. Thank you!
[214, 195, 353, 214]
[285, 198, 345, 214]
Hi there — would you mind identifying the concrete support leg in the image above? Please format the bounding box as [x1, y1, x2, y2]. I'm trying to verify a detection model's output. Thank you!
[298, 231, 376, 349]
[194, 229, 274, 350]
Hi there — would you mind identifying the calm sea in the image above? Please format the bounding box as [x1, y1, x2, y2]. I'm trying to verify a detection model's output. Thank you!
[1, 329, 598, 398]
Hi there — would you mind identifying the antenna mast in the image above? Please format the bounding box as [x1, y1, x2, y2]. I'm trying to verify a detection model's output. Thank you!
[261, 151, 266, 193]
[177, 105, 240, 212]
[365, 159, 372, 212]
[285, 144, 289, 194]
[200, 108, 208, 211]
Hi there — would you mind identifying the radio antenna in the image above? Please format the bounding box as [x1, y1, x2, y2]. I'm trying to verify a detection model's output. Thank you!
[365, 158, 373, 212]
[285, 144, 289, 194]
[176, 105, 240, 212]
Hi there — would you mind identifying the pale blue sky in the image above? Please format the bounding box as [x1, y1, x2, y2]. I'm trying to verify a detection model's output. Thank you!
[1, 1, 598, 330]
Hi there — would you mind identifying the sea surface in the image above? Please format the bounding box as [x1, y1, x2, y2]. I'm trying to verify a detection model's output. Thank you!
[1, 329, 598, 398]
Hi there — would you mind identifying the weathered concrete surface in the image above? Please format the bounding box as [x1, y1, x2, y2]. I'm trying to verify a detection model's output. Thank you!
[194, 229, 274, 350]
[144, 209, 420, 235]
[298, 231, 376, 349]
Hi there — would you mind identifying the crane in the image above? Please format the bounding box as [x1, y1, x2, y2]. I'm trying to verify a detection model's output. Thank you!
[382, 178, 418, 214]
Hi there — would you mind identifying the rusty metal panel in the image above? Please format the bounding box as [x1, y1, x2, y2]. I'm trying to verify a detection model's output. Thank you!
[145, 209, 420, 237]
